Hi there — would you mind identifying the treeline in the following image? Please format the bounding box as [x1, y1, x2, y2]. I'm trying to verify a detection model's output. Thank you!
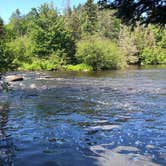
[0, 0, 166, 72]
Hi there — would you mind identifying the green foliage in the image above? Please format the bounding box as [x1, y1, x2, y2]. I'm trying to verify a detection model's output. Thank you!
[118, 26, 139, 64]
[64, 63, 93, 71]
[98, 10, 121, 40]
[22, 61, 53, 71]
[141, 47, 166, 65]
[118, 24, 159, 65]
[7, 36, 32, 67]
[30, 3, 76, 63]
[22, 61, 42, 71]
[0, 18, 14, 72]
[1, 1, 166, 73]
[8, 9, 29, 38]
[0, 42, 14, 72]
[65, 12, 81, 40]
[137, 25, 166, 65]
[81, 0, 98, 34]
[76, 36, 127, 70]
[21, 53, 65, 71]
[0, 17, 5, 37]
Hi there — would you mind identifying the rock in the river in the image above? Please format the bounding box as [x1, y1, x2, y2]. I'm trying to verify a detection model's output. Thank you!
[0, 80, 9, 90]
[30, 83, 37, 89]
[5, 75, 23, 82]
[0, 105, 8, 111]
[0, 81, 3, 90]
[0, 105, 4, 111]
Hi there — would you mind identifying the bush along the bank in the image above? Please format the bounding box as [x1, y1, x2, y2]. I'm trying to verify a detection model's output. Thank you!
[76, 37, 127, 70]
[20, 53, 66, 71]
[64, 63, 93, 71]
[140, 47, 166, 65]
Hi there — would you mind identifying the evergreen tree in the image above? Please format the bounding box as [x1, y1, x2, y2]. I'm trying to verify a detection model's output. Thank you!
[66, 12, 81, 40]
[0, 18, 14, 72]
[81, 0, 98, 34]
[0, 17, 4, 38]
[98, 9, 121, 40]
[30, 3, 76, 63]
[9, 9, 23, 37]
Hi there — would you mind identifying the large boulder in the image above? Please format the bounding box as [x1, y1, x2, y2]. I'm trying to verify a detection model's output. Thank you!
[5, 75, 23, 82]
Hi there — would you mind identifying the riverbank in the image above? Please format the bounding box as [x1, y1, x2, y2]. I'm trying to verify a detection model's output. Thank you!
[16, 64, 166, 72]
[1, 65, 166, 90]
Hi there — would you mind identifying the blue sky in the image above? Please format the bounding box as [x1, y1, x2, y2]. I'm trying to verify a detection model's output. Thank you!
[0, 0, 97, 24]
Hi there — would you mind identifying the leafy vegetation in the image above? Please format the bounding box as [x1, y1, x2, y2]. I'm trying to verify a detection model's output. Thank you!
[141, 47, 166, 65]
[0, 17, 14, 72]
[0, 0, 166, 73]
[64, 63, 93, 71]
[76, 36, 126, 70]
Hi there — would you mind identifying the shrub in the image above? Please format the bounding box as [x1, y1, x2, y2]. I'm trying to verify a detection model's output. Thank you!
[64, 63, 93, 71]
[7, 36, 33, 67]
[22, 61, 42, 71]
[140, 47, 166, 65]
[76, 37, 127, 70]
[21, 52, 66, 71]
[0, 43, 14, 72]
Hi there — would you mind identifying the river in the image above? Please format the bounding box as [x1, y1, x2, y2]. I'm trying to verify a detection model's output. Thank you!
[0, 66, 166, 166]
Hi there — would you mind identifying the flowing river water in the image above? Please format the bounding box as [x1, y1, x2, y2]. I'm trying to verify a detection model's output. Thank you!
[0, 66, 166, 166]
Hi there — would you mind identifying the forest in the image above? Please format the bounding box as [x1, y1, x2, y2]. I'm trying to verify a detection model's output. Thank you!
[0, 0, 166, 72]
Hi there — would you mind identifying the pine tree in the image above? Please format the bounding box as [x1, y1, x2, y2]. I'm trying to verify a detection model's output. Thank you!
[0, 17, 4, 38]
[82, 0, 98, 34]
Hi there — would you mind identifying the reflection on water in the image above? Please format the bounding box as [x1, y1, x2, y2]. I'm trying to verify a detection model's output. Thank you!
[0, 67, 166, 166]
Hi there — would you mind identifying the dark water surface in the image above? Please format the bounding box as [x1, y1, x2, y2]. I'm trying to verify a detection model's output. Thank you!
[0, 67, 166, 166]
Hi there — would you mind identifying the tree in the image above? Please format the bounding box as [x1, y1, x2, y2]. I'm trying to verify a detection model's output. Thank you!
[0, 18, 14, 72]
[98, 0, 166, 26]
[97, 9, 121, 40]
[76, 36, 126, 70]
[65, 12, 81, 40]
[81, 0, 98, 34]
[118, 26, 139, 64]
[0, 17, 5, 38]
[30, 3, 76, 63]
[9, 9, 24, 37]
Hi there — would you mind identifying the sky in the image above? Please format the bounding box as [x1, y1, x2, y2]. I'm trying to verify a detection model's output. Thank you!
[0, 0, 97, 24]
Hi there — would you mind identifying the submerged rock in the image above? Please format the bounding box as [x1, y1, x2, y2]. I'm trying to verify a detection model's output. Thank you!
[30, 83, 37, 89]
[0, 81, 9, 91]
[5, 75, 23, 82]
[0, 105, 8, 111]
[0, 106, 4, 111]
[0, 81, 3, 90]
